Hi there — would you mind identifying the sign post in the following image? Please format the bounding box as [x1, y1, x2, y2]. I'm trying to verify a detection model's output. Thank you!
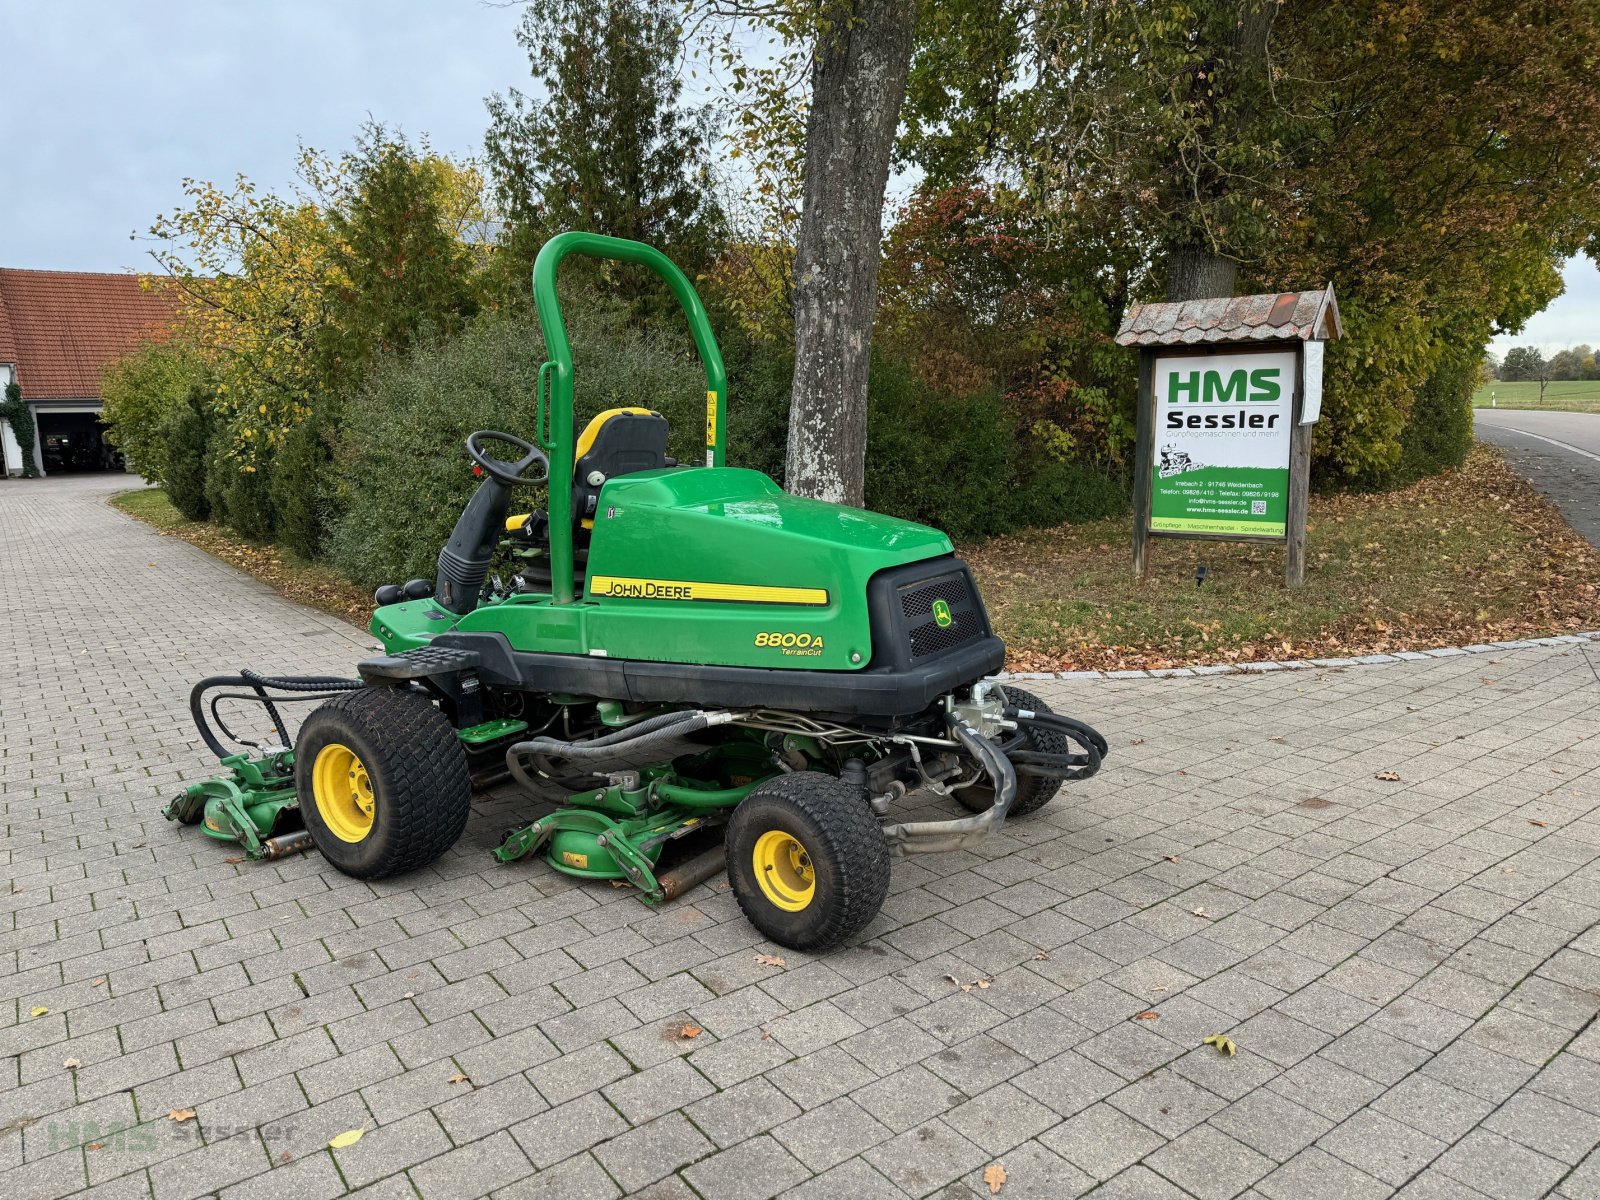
[1118, 286, 1341, 588]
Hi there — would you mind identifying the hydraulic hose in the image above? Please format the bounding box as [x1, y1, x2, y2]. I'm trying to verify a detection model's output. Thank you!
[1007, 705, 1109, 759]
[240, 669, 364, 693]
[882, 717, 1018, 855]
[505, 711, 731, 792]
[189, 671, 365, 761]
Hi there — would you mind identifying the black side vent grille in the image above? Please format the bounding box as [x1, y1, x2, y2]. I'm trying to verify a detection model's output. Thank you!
[897, 571, 983, 662]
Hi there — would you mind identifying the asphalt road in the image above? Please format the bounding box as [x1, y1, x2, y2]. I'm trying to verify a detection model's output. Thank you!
[1475, 409, 1600, 550]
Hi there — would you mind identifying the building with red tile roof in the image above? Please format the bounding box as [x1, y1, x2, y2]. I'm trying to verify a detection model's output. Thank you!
[0, 268, 177, 475]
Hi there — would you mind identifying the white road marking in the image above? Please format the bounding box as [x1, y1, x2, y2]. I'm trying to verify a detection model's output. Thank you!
[1480, 422, 1600, 464]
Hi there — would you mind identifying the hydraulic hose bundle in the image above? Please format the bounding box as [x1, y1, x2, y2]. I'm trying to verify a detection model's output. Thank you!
[1004, 704, 1108, 782]
[505, 710, 734, 791]
[188, 669, 365, 761]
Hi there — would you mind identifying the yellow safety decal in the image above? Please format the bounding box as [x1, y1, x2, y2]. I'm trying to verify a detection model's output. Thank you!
[561, 851, 589, 869]
[590, 576, 829, 606]
[705, 390, 718, 446]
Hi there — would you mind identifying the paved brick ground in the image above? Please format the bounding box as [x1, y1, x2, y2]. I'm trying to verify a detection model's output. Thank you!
[4, 473, 1600, 1200]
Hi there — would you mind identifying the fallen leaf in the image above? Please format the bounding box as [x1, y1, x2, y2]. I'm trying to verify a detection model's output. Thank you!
[760, 1028, 773, 1040]
[29, 1006, 48, 1018]
[403, 992, 415, 999]
[1151, 984, 1169, 993]
[673, 1024, 703, 1041]
[1202, 1033, 1237, 1057]
[754, 953, 786, 967]
[1375, 771, 1401, 782]
[447, 1073, 470, 1085]
[1529, 820, 1549, 828]
[976, 977, 992, 990]
[406, 972, 419, 980]
[1135, 1011, 1160, 1020]
[131, 841, 146, 849]
[1268, 736, 1284, 743]
[1192, 907, 1211, 919]
[87, 1141, 105, 1150]
[223, 856, 245, 865]
[91, 978, 106, 988]
[168, 1109, 196, 1123]
[279, 1151, 293, 1164]
[63, 1058, 82, 1069]
[1033, 950, 1050, 962]
[1163, 855, 1180, 864]
[983, 1162, 1008, 1195]
[1130, 738, 1145, 746]
[328, 1127, 366, 1149]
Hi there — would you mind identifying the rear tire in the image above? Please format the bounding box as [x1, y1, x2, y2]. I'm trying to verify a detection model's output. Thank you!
[295, 686, 471, 878]
[954, 685, 1066, 818]
[727, 773, 891, 952]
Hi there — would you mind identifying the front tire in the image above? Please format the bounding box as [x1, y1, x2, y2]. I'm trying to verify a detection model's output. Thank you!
[295, 687, 471, 878]
[954, 685, 1066, 818]
[727, 773, 891, 952]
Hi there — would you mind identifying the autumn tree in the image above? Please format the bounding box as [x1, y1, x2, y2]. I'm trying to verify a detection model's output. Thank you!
[321, 124, 486, 389]
[146, 154, 350, 465]
[484, 0, 723, 303]
[1547, 346, 1592, 381]
[901, 0, 1600, 484]
[145, 135, 491, 465]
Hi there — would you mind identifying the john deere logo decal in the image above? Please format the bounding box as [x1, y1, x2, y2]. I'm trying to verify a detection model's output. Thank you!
[932, 599, 953, 628]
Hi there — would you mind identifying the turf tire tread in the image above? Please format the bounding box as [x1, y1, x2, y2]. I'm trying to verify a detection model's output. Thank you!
[296, 686, 471, 878]
[728, 772, 891, 951]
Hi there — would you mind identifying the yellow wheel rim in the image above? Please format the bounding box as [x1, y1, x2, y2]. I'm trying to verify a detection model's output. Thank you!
[311, 742, 375, 843]
[752, 830, 815, 912]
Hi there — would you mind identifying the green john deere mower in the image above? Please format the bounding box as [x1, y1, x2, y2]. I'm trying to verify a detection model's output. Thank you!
[165, 232, 1106, 950]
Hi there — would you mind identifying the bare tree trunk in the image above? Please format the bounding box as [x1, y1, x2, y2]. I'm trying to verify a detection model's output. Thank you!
[1165, 245, 1239, 301]
[1162, 2, 1273, 303]
[786, 0, 918, 506]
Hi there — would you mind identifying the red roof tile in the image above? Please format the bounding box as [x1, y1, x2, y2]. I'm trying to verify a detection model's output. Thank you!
[0, 269, 177, 399]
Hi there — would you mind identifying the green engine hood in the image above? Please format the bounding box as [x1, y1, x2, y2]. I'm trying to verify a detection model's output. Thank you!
[381, 466, 958, 671]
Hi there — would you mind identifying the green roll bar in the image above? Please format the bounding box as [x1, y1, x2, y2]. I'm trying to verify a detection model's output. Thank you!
[532, 232, 729, 605]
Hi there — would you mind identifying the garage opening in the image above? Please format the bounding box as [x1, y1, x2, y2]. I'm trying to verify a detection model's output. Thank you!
[36, 410, 124, 473]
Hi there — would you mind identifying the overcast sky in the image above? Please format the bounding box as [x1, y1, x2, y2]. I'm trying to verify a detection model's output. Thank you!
[0, 0, 528, 273]
[1, 0, 1594, 355]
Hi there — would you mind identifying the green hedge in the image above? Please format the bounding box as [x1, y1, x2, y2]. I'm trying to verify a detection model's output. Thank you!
[864, 361, 1127, 540]
[325, 305, 1129, 589]
[327, 294, 713, 588]
[1392, 350, 1477, 486]
[161, 387, 214, 520]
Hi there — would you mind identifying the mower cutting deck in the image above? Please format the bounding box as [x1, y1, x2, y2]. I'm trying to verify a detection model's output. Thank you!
[165, 232, 1107, 951]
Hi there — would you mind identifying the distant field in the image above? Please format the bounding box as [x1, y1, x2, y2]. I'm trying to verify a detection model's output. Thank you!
[1473, 379, 1600, 413]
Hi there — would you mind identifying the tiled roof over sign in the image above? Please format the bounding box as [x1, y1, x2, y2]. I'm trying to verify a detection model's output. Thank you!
[1115, 283, 1341, 347]
[0, 269, 177, 399]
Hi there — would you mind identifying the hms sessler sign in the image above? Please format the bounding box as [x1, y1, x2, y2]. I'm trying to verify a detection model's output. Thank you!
[1150, 349, 1295, 537]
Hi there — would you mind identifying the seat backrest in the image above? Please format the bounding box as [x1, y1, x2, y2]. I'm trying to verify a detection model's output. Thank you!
[572, 407, 670, 529]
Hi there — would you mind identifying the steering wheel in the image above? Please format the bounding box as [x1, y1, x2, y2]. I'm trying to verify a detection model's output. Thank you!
[466, 430, 550, 486]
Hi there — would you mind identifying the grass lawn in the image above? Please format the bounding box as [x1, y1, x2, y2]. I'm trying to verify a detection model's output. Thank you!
[110, 488, 374, 626]
[114, 443, 1600, 672]
[1473, 379, 1600, 413]
[963, 445, 1600, 671]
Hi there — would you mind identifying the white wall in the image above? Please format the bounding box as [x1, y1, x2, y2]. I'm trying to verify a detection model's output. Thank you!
[0, 364, 19, 475]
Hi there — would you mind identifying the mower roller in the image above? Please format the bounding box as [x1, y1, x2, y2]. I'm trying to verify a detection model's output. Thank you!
[165, 232, 1107, 951]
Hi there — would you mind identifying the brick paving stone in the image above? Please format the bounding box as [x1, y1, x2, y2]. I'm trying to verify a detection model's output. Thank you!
[10, 476, 1600, 1200]
[1145, 1124, 1276, 1200]
[591, 1112, 714, 1194]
